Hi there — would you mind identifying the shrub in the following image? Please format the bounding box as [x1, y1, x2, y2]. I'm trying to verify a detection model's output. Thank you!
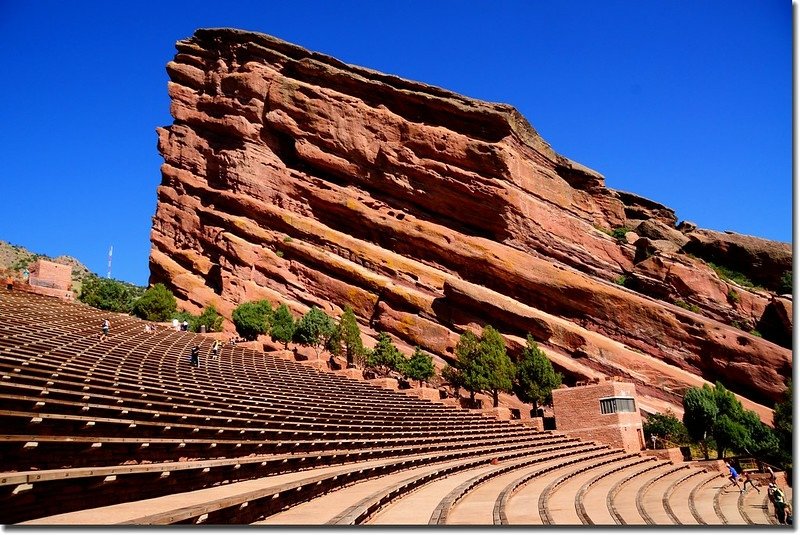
[79, 275, 145, 312]
[707, 262, 756, 289]
[232, 300, 273, 341]
[643, 410, 689, 447]
[614, 275, 627, 286]
[779, 270, 792, 295]
[193, 305, 224, 332]
[749, 329, 762, 338]
[275, 250, 284, 258]
[727, 289, 740, 304]
[674, 299, 700, 313]
[131, 283, 177, 322]
[611, 227, 631, 242]
[283, 236, 293, 243]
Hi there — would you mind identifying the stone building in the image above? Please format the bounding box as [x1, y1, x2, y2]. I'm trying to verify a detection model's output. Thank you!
[551, 379, 645, 453]
[26, 259, 73, 300]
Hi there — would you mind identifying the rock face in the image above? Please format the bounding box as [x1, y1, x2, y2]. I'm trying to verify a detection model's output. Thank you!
[150, 28, 791, 420]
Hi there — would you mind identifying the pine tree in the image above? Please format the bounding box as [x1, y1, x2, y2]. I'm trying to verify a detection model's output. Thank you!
[405, 347, 435, 387]
[478, 326, 515, 408]
[513, 335, 562, 414]
[337, 305, 365, 368]
[367, 332, 403, 376]
[454, 330, 483, 404]
[453, 326, 515, 407]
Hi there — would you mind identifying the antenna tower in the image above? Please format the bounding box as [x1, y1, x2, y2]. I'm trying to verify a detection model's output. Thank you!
[107, 246, 113, 279]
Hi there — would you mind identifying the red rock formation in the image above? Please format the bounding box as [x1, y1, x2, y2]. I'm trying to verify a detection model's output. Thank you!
[150, 28, 791, 421]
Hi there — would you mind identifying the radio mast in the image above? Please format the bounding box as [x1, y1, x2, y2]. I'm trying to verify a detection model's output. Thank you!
[107, 246, 113, 279]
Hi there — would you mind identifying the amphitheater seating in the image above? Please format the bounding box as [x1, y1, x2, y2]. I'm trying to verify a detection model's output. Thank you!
[0, 289, 787, 525]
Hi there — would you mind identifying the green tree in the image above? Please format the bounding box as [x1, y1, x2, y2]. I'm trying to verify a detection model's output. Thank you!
[713, 414, 749, 459]
[739, 409, 780, 462]
[403, 347, 435, 387]
[779, 270, 792, 294]
[513, 335, 562, 414]
[366, 332, 403, 376]
[232, 300, 273, 341]
[479, 326, 515, 408]
[335, 306, 366, 368]
[79, 275, 144, 312]
[131, 283, 176, 321]
[454, 330, 484, 404]
[193, 304, 224, 332]
[441, 364, 464, 398]
[682, 385, 718, 459]
[454, 326, 515, 408]
[293, 307, 336, 358]
[682, 382, 765, 460]
[270, 303, 295, 349]
[709, 382, 747, 459]
[642, 411, 689, 447]
[773, 381, 792, 467]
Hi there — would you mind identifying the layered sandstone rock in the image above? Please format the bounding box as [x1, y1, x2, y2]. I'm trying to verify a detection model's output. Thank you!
[150, 28, 791, 421]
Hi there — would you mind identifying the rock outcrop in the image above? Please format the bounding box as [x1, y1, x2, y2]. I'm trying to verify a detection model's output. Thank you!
[150, 28, 791, 421]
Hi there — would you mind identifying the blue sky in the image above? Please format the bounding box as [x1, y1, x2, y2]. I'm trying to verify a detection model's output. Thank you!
[0, 1, 791, 286]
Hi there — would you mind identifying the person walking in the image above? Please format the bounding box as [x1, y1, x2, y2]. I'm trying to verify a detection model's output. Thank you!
[741, 471, 760, 493]
[100, 318, 111, 341]
[768, 483, 788, 524]
[211, 339, 221, 359]
[773, 485, 788, 524]
[725, 462, 743, 492]
[190, 345, 200, 368]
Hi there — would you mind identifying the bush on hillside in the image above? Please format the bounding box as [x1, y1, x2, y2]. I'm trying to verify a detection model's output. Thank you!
[131, 284, 177, 322]
[79, 275, 145, 312]
[194, 304, 224, 333]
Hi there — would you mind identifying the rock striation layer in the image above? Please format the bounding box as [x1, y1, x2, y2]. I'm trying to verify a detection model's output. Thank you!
[151, 28, 791, 420]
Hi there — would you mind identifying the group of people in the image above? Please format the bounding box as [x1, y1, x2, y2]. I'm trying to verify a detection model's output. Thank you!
[726, 461, 791, 524]
[171, 319, 190, 332]
[189, 339, 222, 368]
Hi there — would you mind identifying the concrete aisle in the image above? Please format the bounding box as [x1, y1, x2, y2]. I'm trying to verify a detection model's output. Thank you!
[691, 476, 726, 524]
[446, 457, 568, 525]
[504, 456, 606, 525]
[545, 457, 633, 525]
[256, 460, 457, 524]
[665, 469, 710, 525]
[580, 460, 655, 525]
[608, 463, 671, 525]
[368, 465, 490, 524]
[638, 466, 693, 524]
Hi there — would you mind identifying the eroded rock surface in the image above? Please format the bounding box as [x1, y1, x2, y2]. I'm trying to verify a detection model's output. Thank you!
[151, 28, 791, 419]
